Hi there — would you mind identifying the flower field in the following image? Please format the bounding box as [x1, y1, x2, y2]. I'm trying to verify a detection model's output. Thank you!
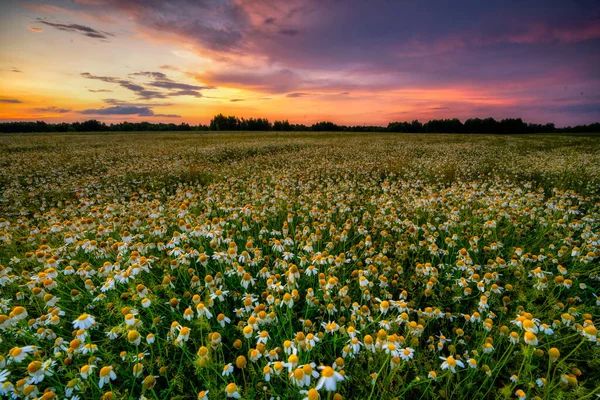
[0, 131, 599, 400]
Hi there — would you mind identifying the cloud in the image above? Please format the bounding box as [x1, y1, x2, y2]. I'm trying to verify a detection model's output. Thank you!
[155, 113, 182, 118]
[81, 106, 153, 116]
[197, 66, 387, 95]
[81, 106, 154, 116]
[88, 89, 113, 93]
[197, 68, 301, 93]
[553, 103, 600, 115]
[168, 89, 204, 97]
[35, 19, 115, 40]
[24, 3, 117, 24]
[130, 71, 170, 80]
[0, 99, 22, 104]
[279, 29, 300, 36]
[72, 0, 251, 52]
[102, 98, 173, 107]
[128, 71, 214, 97]
[230, 98, 245, 102]
[81, 72, 168, 99]
[35, 106, 71, 113]
[148, 81, 213, 92]
[499, 22, 600, 45]
[159, 65, 180, 71]
[286, 92, 312, 98]
[62, 0, 600, 74]
[28, 26, 43, 33]
[80, 103, 181, 118]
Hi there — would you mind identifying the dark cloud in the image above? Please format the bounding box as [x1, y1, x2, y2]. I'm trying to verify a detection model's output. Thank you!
[155, 113, 182, 118]
[35, 19, 115, 40]
[230, 98, 244, 102]
[35, 106, 71, 113]
[102, 98, 173, 107]
[129, 71, 214, 97]
[168, 89, 203, 97]
[286, 92, 311, 98]
[279, 28, 299, 36]
[81, 71, 213, 99]
[0, 99, 22, 104]
[88, 89, 113, 93]
[80, 98, 181, 117]
[80, 105, 165, 116]
[148, 81, 212, 92]
[130, 71, 170, 80]
[81, 106, 153, 116]
[73, 0, 250, 52]
[68, 0, 600, 75]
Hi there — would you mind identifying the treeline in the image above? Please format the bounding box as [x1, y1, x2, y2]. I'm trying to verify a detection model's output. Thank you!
[1, 114, 599, 133]
[0, 120, 203, 133]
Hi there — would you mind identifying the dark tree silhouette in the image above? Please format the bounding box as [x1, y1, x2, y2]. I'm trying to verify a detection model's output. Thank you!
[0, 116, 597, 134]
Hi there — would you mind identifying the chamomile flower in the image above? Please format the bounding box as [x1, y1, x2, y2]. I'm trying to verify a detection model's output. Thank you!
[524, 332, 538, 346]
[316, 366, 345, 391]
[222, 363, 234, 377]
[8, 346, 37, 363]
[400, 347, 415, 361]
[72, 313, 95, 330]
[440, 356, 464, 373]
[198, 390, 209, 400]
[301, 388, 321, 400]
[98, 366, 116, 388]
[225, 382, 241, 398]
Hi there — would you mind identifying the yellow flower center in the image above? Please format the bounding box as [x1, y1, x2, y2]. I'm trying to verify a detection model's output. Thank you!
[226, 383, 237, 394]
[322, 366, 335, 378]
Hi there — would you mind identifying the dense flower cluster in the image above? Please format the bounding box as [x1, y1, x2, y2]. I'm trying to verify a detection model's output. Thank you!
[0, 132, 599, 399]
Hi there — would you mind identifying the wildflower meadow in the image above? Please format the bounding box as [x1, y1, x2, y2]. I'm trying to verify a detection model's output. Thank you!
[0, 131, 599, 400]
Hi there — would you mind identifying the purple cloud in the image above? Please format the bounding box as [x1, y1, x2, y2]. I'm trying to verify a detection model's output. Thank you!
[35, 18, 114, 39]
[82, 71, 213, 99]
[35, 106, 71, 113]
[80, 105, 180, 117]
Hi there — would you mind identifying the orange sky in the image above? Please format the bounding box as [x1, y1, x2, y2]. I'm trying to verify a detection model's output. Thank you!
[1, 0, 599, 127]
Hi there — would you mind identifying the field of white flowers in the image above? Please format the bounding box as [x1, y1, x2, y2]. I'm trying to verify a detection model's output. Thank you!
[0, 131, 599, 400]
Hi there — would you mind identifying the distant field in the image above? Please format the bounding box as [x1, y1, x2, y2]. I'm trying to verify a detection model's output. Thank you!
[0, 132, 599, 399]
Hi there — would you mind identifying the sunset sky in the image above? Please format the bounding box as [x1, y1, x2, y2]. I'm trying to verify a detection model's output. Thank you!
[1, 0, 599, 127]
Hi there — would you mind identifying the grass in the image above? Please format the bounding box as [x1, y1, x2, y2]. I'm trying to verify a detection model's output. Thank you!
[0, 131, 598, 400]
